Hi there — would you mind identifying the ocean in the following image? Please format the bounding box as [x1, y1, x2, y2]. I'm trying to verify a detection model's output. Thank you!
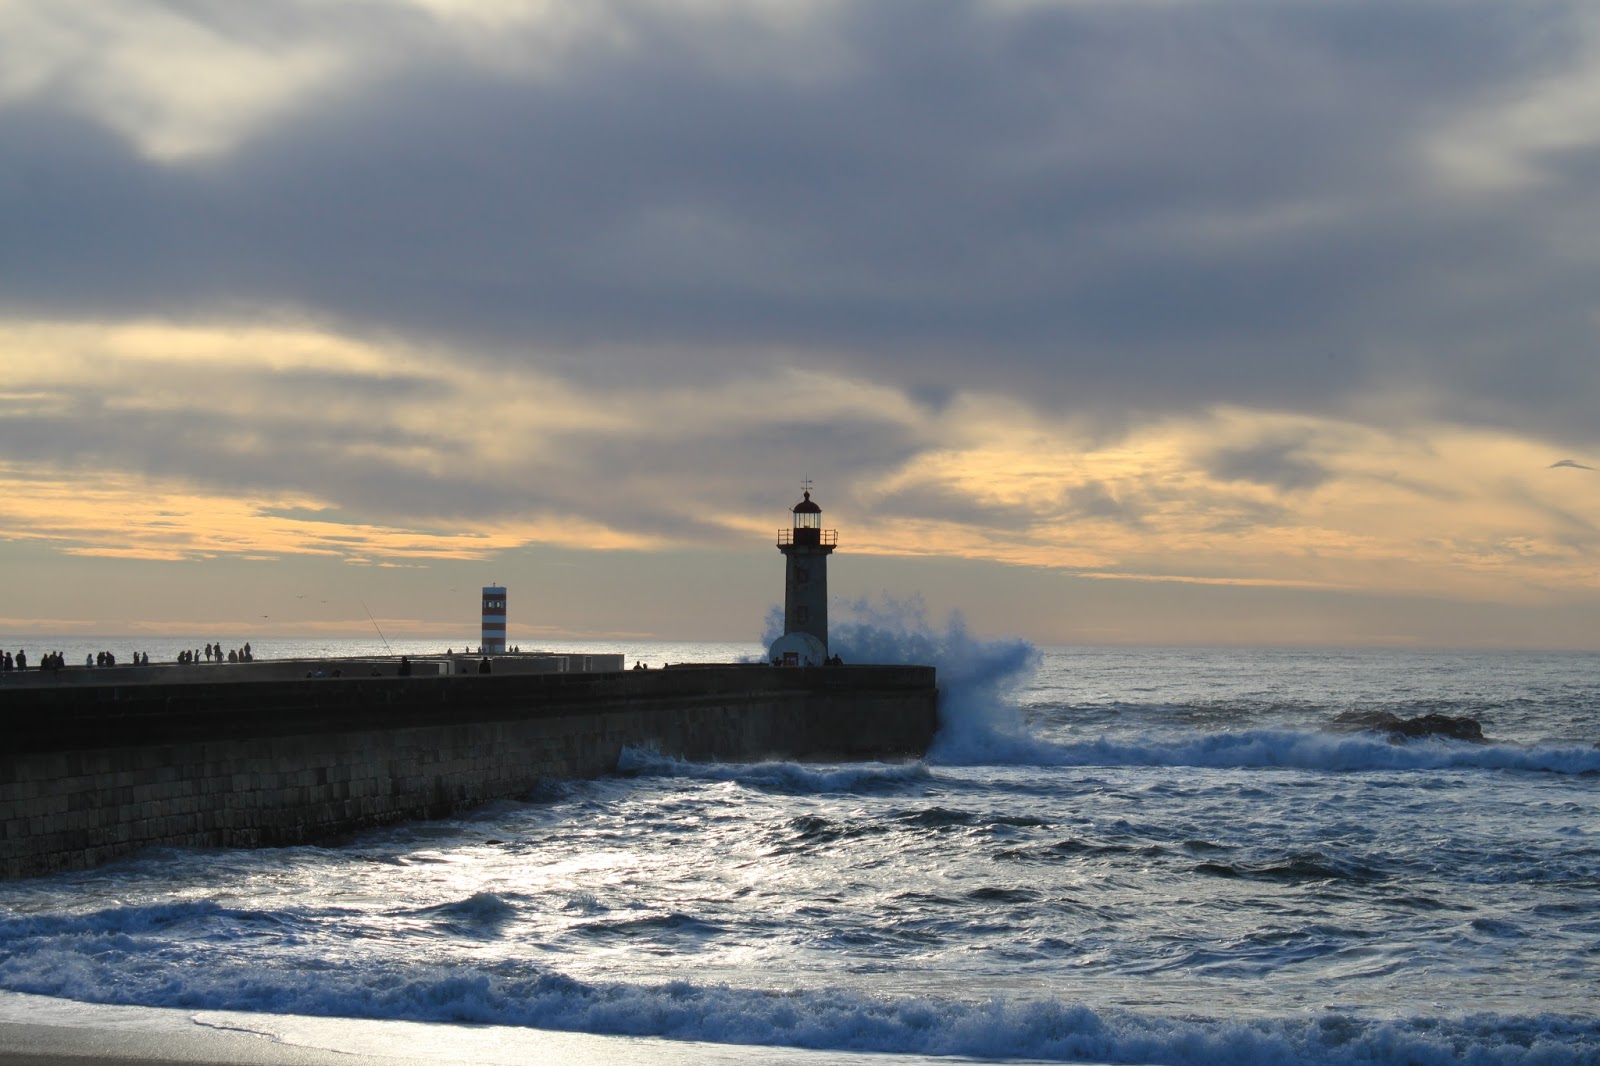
[1, 622, 1597, 1064]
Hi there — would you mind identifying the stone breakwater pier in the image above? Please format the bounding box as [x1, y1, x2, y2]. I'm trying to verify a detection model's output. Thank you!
[0, 662, 938, 878]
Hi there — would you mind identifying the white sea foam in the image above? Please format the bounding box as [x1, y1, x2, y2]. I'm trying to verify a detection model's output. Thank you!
[795, 595, 1042, 764]
[617, 747, 930, 793]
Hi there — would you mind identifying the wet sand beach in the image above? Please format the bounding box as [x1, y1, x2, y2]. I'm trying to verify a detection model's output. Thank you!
[0, 992, 985, 1066]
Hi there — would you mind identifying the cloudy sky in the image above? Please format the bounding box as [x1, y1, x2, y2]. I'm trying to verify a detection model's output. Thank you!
[2, 0, 1599, 649]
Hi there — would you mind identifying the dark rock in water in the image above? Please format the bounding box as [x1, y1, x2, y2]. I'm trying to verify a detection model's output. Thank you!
[1332, 710, 1485, 743]
[1395, 714, 1485, 741]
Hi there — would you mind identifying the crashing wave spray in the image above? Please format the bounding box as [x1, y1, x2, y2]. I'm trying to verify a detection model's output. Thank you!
[764, 595, 1042, 764]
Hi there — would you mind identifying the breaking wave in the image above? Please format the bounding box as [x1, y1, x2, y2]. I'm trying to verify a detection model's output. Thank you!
[1020, 729, 1600, 775]
[754, 598, 1598, 777]
[789, 595, 1043, 765]
[0, 922, 1592, 1066]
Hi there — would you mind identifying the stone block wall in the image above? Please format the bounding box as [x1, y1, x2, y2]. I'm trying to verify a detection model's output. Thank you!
[0, 665, 937, 878]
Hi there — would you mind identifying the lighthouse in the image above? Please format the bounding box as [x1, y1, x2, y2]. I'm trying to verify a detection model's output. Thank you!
[769, 484, 837, 667]
[480, 585, 506, 653]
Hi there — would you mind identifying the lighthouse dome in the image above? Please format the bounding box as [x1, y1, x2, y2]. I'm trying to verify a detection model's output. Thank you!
[792, 491, 821, 514]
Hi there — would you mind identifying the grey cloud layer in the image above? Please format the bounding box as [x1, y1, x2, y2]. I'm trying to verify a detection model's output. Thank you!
[3, 0, 1598, 442]
[0, 361, 926, 541]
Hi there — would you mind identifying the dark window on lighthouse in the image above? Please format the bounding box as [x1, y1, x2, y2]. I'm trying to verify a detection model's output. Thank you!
[796, 566, 809, 585]
[796, 606, 810, 624]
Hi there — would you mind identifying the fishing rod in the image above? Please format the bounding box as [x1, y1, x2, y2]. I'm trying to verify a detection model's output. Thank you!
[359, 597, 393, 655]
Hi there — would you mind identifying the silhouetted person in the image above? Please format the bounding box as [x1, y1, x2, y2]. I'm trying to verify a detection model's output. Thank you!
[16, 650, 26, 670]
[398, 656, 412, 677]
[478, 657, 491, 674]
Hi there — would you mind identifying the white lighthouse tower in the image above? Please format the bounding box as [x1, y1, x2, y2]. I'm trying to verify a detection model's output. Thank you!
[769, 483, 837, 667]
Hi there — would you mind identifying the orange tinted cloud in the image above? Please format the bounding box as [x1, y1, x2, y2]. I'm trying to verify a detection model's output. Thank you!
[3, 318, 1597, 622]
[0, 466, 654, 562]
[851, 404, 1600, 604]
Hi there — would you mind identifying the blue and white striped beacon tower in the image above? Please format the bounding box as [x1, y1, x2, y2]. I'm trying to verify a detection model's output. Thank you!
[480, 585, 507, 653]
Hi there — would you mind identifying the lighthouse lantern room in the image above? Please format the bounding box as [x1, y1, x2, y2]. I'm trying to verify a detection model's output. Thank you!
[770, 484, 837, 667]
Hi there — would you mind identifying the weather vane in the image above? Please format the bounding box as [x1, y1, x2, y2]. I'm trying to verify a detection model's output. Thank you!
[801, 477, 813, 495]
